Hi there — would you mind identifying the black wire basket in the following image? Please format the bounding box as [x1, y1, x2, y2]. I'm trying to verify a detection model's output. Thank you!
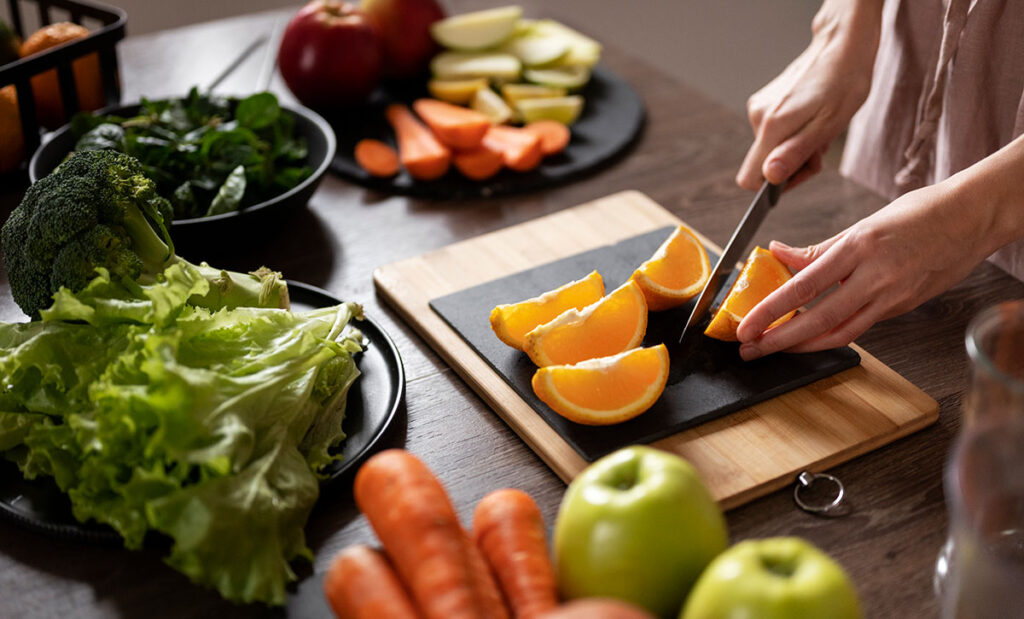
[1, 0, 125, 166]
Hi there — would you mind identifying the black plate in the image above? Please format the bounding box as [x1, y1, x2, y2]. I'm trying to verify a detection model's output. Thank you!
[430, 227, 861, 462]
[0, 282, 404, 543]
[327, 65, 645, 199]
[27, 101, 337, 230]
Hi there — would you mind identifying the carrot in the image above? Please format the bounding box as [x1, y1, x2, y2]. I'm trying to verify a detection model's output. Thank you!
[453, 142, 504, 180]
[472, 489, 559, 619]
[354, 449, 510, 619]
[412, 98, 491, 151]
[324, 545, 419, 619]
[482, 125, 543, 172]
[354, 138, 401, 177]
[385, 103, 451, 181]
[522, 121, 571, 157]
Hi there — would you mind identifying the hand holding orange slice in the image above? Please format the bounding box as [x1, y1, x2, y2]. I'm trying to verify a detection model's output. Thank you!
[704, 246, 795, 341]
[532, 344, 670, 425]
[630, 225, 711, 311]
[490, 270, 605, 351]
[523, 280, 648, 367]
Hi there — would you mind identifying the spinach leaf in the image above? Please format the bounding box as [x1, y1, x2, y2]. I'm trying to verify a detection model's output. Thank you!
[75, 123, 126, 152]
[236, 92, 280, 130]
[206, 165, 246, 217]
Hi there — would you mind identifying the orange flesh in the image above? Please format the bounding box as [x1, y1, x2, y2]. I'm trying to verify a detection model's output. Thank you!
[490, 271, 604, 350]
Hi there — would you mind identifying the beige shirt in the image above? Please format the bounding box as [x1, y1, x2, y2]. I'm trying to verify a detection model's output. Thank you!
[840, 0, 1024, 280]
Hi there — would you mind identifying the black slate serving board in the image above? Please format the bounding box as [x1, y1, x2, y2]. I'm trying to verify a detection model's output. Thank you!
[429, 226, 861, 462]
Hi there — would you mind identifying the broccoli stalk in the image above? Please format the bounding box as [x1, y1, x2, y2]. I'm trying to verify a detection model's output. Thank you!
[1, 150, 289, 319]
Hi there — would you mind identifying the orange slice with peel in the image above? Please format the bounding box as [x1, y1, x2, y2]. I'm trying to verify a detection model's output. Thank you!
[630, 224, 711, 311]
[704, 246, 795, 341]
[490, 270, 605, 350]
[532, 344, 670, 425]
[523, 280, 648, 367]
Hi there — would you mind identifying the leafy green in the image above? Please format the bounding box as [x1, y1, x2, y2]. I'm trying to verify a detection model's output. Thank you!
[71, 88, 312, 221]
[0, 263, 363, 605]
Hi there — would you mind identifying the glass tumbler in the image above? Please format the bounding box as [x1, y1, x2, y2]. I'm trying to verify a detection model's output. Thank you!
[937, 300, 1024, 618]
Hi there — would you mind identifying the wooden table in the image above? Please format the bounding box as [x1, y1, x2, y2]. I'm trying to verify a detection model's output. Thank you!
[2, 5, 1022, 618]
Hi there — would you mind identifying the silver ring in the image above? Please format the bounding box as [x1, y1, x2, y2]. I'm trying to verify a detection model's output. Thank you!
[794, 471, 845, 514]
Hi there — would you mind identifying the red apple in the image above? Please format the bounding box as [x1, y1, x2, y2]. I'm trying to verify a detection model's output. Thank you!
[277, 0, 383, 109]
[361, 0, 445, 80]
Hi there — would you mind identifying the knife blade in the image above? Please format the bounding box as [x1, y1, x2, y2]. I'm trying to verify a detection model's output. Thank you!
[678, 180, 783, 348]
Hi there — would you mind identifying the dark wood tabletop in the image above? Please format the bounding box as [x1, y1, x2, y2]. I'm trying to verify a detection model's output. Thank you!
[2, 4, 1023, 618]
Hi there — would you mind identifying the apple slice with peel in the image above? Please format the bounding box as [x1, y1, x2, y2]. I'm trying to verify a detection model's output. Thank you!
[515, 95, 584, 125]
[428, 78, 488, 104]
[432, 51, 522, 81]
[430, 5, 523, 50]
[471, 87, 514, 125]
[502, 34, 570, 67]
[530, 19, 602, 68]
[501, 83, 568, 106]
[524, 66, 591, 90]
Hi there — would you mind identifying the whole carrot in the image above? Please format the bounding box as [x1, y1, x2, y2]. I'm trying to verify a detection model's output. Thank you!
[472, 489, 559, 619]
[354, 449, 509, 619]
[324, 544, 420, 619]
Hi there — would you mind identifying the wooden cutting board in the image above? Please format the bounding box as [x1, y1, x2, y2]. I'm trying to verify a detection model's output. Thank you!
[373, 191, 939, 509]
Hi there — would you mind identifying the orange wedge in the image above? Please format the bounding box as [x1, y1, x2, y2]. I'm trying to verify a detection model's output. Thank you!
[523, 280, 648, 367]
[704, 246, 795, 341]
[490, 271, 605, 350]
[532, 344, 670, 425]
[630, 224, 711, 311]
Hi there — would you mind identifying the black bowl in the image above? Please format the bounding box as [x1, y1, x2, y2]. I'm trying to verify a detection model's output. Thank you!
[28, 100, 336, 230]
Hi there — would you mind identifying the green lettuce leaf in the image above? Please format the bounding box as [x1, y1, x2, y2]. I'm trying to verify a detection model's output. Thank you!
[0, 266, 363, 605]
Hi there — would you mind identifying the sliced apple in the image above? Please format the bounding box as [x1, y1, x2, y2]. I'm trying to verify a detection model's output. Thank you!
[501, 83, 568, 106]
[523, 66, 591, 90]
[531, 19, 602, 68]
[471, 87, 515, 125]
[428, 78, 489, 104]
[516, 95, 584, 125]
[502, 34, 570, 67]
[430, 5, 524, 51]
[432, 51, 523, 82]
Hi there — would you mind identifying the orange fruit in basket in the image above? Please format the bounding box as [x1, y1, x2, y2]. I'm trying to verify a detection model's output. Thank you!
[0, 86, 24, 174]
[630, 224, 711, 311]
[20, 22, 105, 129]
[532, 344, 670, 425]
[704, 246, 795, 341]
[523, 280, 648, 367]
[490, 270, 605, 351]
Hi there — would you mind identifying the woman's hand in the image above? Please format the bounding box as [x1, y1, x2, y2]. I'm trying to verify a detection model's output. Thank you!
[736, 0, 883, 191]
[734, 182, 1012, 360]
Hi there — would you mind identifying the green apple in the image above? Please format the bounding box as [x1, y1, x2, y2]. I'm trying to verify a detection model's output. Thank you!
[554, 446, 728, 618]
[680, 537, 863, 619]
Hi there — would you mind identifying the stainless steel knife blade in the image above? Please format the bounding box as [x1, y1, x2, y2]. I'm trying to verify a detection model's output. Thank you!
[678, 180, 782, 348]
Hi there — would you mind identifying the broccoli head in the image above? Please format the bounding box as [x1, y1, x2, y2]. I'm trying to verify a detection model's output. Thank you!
[2, 150, 288, 318]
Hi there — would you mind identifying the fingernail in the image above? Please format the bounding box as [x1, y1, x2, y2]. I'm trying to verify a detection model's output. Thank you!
[766, 160, 788, 182]
[739, 344, 762, 361]
[771, 240, 792, 251]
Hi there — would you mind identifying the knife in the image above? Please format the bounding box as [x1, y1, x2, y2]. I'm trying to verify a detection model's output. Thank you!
[678, 180, 783, 349]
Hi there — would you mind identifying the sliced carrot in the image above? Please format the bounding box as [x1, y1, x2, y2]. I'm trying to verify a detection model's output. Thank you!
[385, 103, 451, 181]
[483, 125, 543, 172]
[324, 545, 419, 619]
[522, 121, 571, 157]
[453, 142, 505, 180]
[473, 489, 559, 619]
[354, 449, 510, 619]
[354, 138, 400, 177]
[413, 98, 492, 151]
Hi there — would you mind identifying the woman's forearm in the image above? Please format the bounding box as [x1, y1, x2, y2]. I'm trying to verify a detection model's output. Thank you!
[942, 132, 1024, 258]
